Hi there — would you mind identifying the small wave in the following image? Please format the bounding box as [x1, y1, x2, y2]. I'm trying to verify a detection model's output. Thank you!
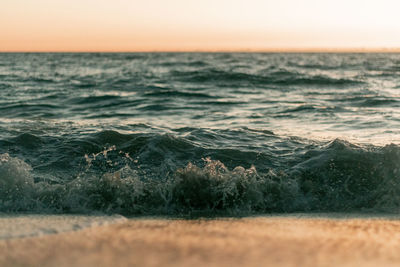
[137, 104, 173, 111]
[332, 96, 399, 107]
[266, 70, 363, 86]
[240, 127, 274, 135]
[69, 95, 122, 105]
[170, 69, 258, 84]
[357, 98, 399, 107]
[279, 105, 345, 114]
[279, 75, 362, 86]
[91, 130, 135, 145]
[171, 69, 363, 87]
[72, 81, 97, 89]
[24, 77, 57, 83]
[0, 103, 62, 118]
[191, 100, 246, 106]
[12, 133, 43, 149]
[0, 103, 61, 111]
[0, 83, 12, 90]
[159, 60, 209, 67]
[143, 90, 216, 99]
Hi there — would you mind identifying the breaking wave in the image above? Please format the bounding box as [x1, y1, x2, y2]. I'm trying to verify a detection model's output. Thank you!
[1, 133, 400, 215]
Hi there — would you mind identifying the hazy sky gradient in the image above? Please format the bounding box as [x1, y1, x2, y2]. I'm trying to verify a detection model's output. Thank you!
[1, 0, 400, 51]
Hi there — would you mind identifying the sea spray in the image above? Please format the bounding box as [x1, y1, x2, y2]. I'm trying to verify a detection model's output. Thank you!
[1, 138, 400, 214]
[0, 153, 34, 210]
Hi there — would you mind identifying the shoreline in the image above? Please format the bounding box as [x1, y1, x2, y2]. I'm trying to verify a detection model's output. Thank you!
[1, 214, 400, 266]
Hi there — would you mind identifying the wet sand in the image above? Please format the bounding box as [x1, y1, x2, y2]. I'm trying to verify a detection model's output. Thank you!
[1, 215, 400, 267]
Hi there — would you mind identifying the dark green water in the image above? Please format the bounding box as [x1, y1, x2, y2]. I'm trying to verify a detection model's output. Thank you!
[1, 53, 400, 214]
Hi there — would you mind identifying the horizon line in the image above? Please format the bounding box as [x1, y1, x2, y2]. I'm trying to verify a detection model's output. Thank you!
[1, 47, 400, 53]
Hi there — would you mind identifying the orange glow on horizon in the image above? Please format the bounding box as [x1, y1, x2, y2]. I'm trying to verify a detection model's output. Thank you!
[1, 0, 400, 52]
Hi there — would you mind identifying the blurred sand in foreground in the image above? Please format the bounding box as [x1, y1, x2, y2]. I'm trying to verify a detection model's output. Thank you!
[1, 215, 400, 267]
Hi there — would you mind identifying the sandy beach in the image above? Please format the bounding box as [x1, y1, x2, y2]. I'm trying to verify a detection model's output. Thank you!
[1, 215, 400, 267]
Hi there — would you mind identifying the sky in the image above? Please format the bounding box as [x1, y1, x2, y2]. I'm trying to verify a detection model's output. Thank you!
[1, 0, 400, 52]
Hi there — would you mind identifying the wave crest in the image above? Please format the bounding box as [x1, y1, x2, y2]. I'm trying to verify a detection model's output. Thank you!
[2, 138, 400, 215]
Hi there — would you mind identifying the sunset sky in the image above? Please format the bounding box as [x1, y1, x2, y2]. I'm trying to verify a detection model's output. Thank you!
[1, 0, 400, 52]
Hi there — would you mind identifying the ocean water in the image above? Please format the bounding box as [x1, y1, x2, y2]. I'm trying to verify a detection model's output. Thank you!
[1, 52, 400, 215]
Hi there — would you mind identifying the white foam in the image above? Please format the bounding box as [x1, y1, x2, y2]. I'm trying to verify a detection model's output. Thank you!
[0, 153, 33, 192]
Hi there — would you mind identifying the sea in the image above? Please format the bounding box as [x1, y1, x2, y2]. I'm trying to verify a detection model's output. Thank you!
[1, 52, 400, 216]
